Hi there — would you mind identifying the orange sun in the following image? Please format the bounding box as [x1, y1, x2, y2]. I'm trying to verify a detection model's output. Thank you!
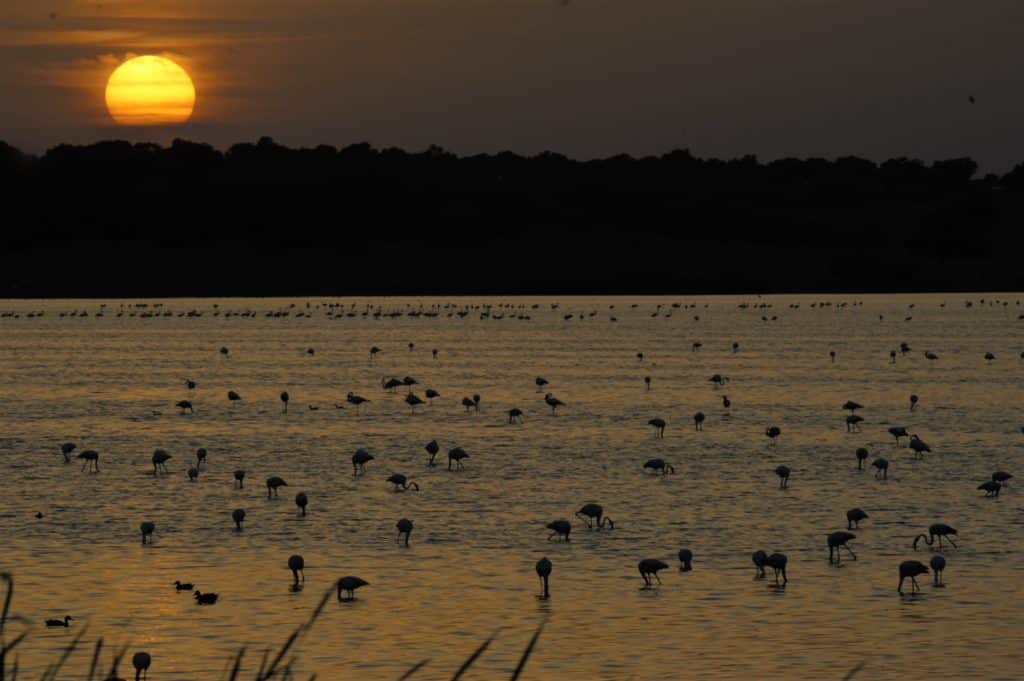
[105, 56, 196, 126]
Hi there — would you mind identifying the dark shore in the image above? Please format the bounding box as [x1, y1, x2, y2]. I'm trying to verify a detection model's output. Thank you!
[3, 138, 1022, 298]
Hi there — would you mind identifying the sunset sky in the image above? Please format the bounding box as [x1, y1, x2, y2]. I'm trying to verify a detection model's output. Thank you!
[3, 1, 1024, 169]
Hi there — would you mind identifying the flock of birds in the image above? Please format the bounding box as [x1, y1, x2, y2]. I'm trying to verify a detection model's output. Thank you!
[15, 296, 1022, 679]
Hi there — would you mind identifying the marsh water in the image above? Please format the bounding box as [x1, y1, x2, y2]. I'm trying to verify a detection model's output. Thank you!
[1, 295, 1022, 680]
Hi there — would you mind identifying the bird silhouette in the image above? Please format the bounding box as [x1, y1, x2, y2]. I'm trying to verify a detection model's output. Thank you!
[765, 553, 788, 585]
[898, 560, 928, 594]
[992, 471, 1012, 485]
[448, 447, 469, 470]
[913, 523, 958, 550]
[336, 576, 369, 601]
[77, 450, 99, 473]
[846, 508, 868, 529]
[977, 481, 1001, 497]
[638, 558, 669, 587]
[909, 435, 931, 458]
[888, 427, 909, 446]
[855, 447, 869, 469]
[396, 518, 413, 546]
[152, 449, 171, 475]
[535, 556, 552, 599]
[266, 476, 288, 498]
[508, 407, 525, 424]
[232, 508, 246, 531]
[173, 581, 193, 591]
[295, 492, 309, 515]
[643, 458, 674, 475]
[546, 519, 571, 541]
[346, 392, 370, 413]
[930, 555, 946, 586]
[678, 549, 693, 571]
[827, 531, 857, 564]
[140, 521, 155, 545]
[194, 591, 219, 605]
[694, 412, 706, 431]
[233, 470, 246, 488]
[871, 457, 889, 479]
[774, 465, 791, 488]
[175, 400, 194, 414]
[425, 440, 440, 466]
[280, 391, 290, 413]
[752, 550, 768, 578]
[648, 418, 666, 438]
[405, 393, 425, 411]
[765, 426, 781, 445]
[60, 442, 76, 463]
[575, 503, 614, 529]
[544, 393, 564, 413]
[387, 473, 419, 491]
[227, 390, 242, 403]
[288, 554, 305, 584]
[132, 652, 151, 681]
[352, 449, 374, 475]
[45, 615, 73, 628]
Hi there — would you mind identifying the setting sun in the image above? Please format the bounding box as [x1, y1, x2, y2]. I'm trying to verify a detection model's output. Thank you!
[104, 56, 195, 126]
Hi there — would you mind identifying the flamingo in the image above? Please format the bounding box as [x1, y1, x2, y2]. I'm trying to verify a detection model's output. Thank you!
[194, 591, 219, 605]
[405, 393, 425, 411]
[508, 408, 524, 424]
[643, 458, 674, 475]
[909, 394, 919, 411]
[846, 414, 864, 432]
[846, 508, 868, 529]
[352, 449, 374, 475]
[888, 427, 909, 446]
[575, 503, 614, 529]
[227, 390, 242, 403]
[765, 426, 781, 445]
[992, 471, 1012, 485]
[638, 558, 669, 587]
[546, 520, 571, 541]
[978, 481, 1001, 497]
[909, 435, 931, 458]
[140, 521, 155, 544]
[774, 465, 791, 488]
[425, 440, 440, 466]
[930, 555, 946, 586]
[644, 376, 651, 391]
[152, 450, 171, 474]
[188, 466, 199, 482]
[396, 518, 413, 546]
[232, 509, 246, 530]
[295, 492, 309, 515]
[173, 581, 194, 591]
[535, 557, 552, 599]
[648, 418, 666, 438]
[60, 442, 76, 463]
[382, 377, 403, 392]
[195, 448, 207, 467]
[346, 392, 370, 413]
[535, 377, 549, 392]
[387, 473, 419, 491]
[709, 374, 728, 387]
[288, 554, 305, 584]
[722, 395, 731, 410]
[266, 476, 288, 498]
[898, 560, 928, 594]
[842, 401, 863, 412]
[369, 346, 380, 359]
[543, 393, 564, 413]
[473, 394, 481, 411]
[871, 457, 889, 479]
[694, 412, 705, 431]
[184, 379, 196, 390]
[913, 523, 958, 550]
[765, 553, 788, 585]
[78, 450, 99, 472]
[425, 389, 440, 403]
[461, 397, 475, 412]
[855, 447, 869, 469]
[830, 351, 836, 363]
[175, 400, 194, 414]
[234, 470, 245, 488]
[448, 447, 469, 470]
[924, 351, 939, 361]
[752, 550, 768, 578]
[337, 576, 369, 601]
[280, 391, 289, 413]
[678, 549, 693, 571]
[827, 531, 857, 564]
[984, 352, 995, 361]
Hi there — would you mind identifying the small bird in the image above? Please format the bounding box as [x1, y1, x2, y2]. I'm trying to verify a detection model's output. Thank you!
[845, 414, 864, 432]
[280, 391, 290, 413]
[638, 558, 669, 587]
[227, 390, 242, 403]
[846, 508, 868, 529]
[544, 393, 565, 413]
[175, 400, 194, 414]
[346, 392, 370, 413]
[140, 521, 155, 544]
[855, 447, 869, 469]
[194, 591, 219, 605]
[266, 476, 288, 498]
[233, 470, 246, 488]
[295, 492, 309, 515]
[535, 377, 549, 391]
[842, 401, 863, 412]
[425, 388, 440, 403]
[648, 418, 666, 438]
[898, 560, 928, 594]
[45, 615, 73, 628]
[575, 503, 614, 529]
[219, 346, 229, 358]
[396, 518, 414, 546]
[992, 471, 1013, 485]
[404, 393, 425, 411]
[546, 519, 571, 541]
[888, 427, 909, 446]
[909, 394, 920, 410]
[508, 407, 524, 424]
[535, 556, 552, 599]
[644, 376, 651, 391]
[765, 426, 781, 444]
[232, 508, 246, 530]
[152, 449, 172, 475]
[678, 549, 693, 571]
[336, 576, 369, 601]
[774, 465, 791, 488]
[871, 457, 889, 479]
[425, 440, 440, 466]
[909, 435, 931, 458]
[752, 550, 768, 578]
[173, 581, 194, 591]
[694, 412, 705, 431]
[187, 466, 199, 482]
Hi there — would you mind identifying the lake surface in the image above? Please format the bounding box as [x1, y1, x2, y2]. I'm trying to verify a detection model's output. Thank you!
[1, 295, 1022, 680]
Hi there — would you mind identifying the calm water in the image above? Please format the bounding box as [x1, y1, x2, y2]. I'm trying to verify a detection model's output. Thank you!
[1, 295, 1022, 680]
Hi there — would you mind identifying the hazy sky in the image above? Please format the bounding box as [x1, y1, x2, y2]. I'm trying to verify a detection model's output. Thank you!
[3, 1, 1024, 169]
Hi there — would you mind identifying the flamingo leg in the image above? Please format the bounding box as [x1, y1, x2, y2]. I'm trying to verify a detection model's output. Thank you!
[844, 545, 857, 560]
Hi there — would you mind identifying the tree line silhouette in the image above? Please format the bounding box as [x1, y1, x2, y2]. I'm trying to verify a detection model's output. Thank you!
[3, 137, 1023, 297]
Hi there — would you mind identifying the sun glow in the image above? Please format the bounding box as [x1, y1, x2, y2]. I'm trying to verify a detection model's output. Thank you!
[105, 56, 195, 126]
